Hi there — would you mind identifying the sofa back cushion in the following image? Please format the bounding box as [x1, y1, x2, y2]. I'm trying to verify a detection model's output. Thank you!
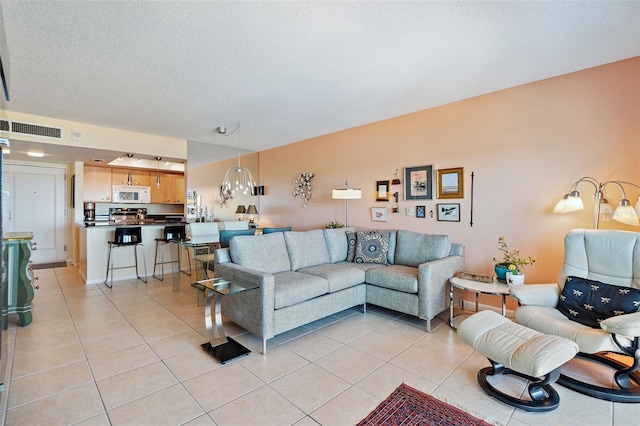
[323, 227, 356, 263]
[229, 233, 291, 274]
[394, 230, 452, 267]
[284, 230, 331, 270]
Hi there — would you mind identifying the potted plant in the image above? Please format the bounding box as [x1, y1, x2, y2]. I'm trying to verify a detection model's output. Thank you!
[325, 221, 345, 229]
[492, 236, 537, 284]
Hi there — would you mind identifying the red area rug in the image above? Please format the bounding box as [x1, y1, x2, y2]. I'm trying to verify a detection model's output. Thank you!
[357, 383, 492, 426]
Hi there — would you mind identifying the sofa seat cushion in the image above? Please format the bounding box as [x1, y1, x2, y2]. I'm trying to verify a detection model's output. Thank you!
[297, 263, 365, 293]
[394, 230, 451, 267]
[230, 232, 291, 274]
[284, 230, 331, 270]
[273, 271, 329, 309]
[346, 262, 387, 272]
[366, 265, 418, 293]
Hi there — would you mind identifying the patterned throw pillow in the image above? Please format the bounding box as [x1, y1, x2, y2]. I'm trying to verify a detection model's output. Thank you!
[346, 232, 357, 262]
[557, 276, 640, 328]
[354, 231, 390, 264]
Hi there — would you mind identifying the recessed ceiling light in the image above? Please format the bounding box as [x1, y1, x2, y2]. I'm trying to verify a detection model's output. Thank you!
[27, 151, 45, 158]
[92, 158, 105, 163]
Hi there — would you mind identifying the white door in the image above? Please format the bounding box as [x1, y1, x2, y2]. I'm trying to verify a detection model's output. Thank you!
[3, 163, 67, 264]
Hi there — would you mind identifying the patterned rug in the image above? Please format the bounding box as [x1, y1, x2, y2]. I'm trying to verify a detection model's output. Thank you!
[357, 383, 492, 426]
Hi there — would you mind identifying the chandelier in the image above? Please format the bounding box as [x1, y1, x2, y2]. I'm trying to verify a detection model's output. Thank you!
[221, 155, 257, 196]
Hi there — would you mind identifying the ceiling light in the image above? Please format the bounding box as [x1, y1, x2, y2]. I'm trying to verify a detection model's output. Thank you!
[26, 151, 45, 158]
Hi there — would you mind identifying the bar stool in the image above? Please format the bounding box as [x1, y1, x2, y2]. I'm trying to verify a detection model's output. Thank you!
[105, 226, 147, 288]
[153, 224, 192, 280]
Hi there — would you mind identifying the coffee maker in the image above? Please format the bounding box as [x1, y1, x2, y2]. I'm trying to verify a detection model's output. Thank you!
[84, 202, 95, 221]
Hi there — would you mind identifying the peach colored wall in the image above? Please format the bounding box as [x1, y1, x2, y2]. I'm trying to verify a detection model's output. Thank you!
[256, 57, 640, 287]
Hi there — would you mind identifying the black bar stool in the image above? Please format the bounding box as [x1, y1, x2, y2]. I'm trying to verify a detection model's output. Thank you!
[105, 226, 147, 288]
[153, 224, 192, 280]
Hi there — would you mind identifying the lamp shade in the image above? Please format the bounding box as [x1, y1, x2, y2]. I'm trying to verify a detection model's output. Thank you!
[235, 205, 247, 214]
[561, 191, 584, 213]
[598, 198, 614, 222]
[246, 204, 259, 215]
[332, 189, 362, 200]
[552, 194, 569, 213]
[613, 200, 640, 226]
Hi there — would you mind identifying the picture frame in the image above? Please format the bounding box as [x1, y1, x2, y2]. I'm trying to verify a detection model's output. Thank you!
[376, 180, 390, 201]
[437, 203, 460, 222]
[371, 207, 388, 222]
[404, 165, 433, 200]
[436, 167, 464, 199]
[416, 205, 426, 218]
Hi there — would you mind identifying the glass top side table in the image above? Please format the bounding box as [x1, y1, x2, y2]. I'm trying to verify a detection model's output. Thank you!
[197, 277, 260, 364]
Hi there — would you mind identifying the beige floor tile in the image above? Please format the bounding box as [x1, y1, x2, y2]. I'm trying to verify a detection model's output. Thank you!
[270, 364, 350, 414]
[282, 332, 343, 361]
[240, 347, 309, 383]
[8, 361, 94, 408]
[430, 386, 512, 426]
[343, 310, 396, 330]
[315, 345, 385, 384]
[355, 363, 438, 400]
[88, 343, 160, 380]
[210, 385, 305, 426]
[74, 413, 112, 426]
[13, 328, 80, 355]
[82, 328, 146, 359]
[310, 386, 380, 426]
[293, 417, 321, 426]
[348, 330, 415, 362]
[108, 384, 204, 425]
[96, 361, 178, 410]
[163, 347, 222, 381]
[148, 329, 209, 359]
[314, 319, 372, 344]
[182, 414, 218, 425]
[11, 341, 86, 379]
[183, 363, 265, 412]
[5, 383, 104, 426]
[130, 316, 193, 342]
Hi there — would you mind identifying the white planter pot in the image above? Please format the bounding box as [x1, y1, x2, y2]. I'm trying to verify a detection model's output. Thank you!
[506, 272, 525, 287]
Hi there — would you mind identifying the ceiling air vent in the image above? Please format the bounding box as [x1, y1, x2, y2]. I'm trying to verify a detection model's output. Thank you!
[11, 121, 62, 139]
[0, 119, 9, 132]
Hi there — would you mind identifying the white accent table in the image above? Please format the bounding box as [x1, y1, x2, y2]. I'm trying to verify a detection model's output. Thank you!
[449, 276, 510, 330]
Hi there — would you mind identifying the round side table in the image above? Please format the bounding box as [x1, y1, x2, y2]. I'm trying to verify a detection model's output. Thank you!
[449, 276, 510, 330]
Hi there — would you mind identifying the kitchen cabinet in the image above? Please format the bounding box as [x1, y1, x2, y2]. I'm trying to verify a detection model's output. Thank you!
[150, 172, 185, 204]
[84, 165, 112, 202]
[112, 168, 150, 186]
[2, 232, 36, 328]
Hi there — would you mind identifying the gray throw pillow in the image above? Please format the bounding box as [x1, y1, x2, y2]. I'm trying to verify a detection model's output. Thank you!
[354, 231, 389, 264]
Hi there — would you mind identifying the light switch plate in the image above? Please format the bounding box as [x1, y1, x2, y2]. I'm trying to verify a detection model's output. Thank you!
[406, 207, 414, 216]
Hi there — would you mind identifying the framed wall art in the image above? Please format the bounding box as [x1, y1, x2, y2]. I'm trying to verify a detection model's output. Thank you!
[371, 207, 388, 222]
[436, 167, 464, 199]
[404, 165, 433, 200]
[437, 203, 460, 222]
[416, 205, 426, 218]
[376, 180, 390, 201]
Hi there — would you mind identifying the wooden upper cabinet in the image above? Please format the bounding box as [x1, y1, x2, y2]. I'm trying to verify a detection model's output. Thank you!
[150, 172, 185, 204]
[111, 168, 150, 187]
[84, 165, 112, 202]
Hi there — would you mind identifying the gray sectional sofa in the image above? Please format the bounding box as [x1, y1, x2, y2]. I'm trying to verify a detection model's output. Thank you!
[214, 228, 464, 353]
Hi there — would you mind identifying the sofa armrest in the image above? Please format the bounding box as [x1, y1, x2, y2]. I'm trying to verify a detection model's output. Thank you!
[600, 311, 640, 338]
[417, 255, 465, 320]
[215, 261, 276, 340]
[509, 284, 560, 307]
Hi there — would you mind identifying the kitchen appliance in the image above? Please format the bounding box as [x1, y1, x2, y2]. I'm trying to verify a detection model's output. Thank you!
[83, 202, 95, 221]
[109, 207, 152, 224]
[112, 185, 150, 204]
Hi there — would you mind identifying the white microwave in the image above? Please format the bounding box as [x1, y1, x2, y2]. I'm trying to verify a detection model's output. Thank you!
[112, 185, 151, 203]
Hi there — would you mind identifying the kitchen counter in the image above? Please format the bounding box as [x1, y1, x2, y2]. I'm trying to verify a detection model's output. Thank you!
[78, 222, 187, 284]
[83, 220, 186, 227]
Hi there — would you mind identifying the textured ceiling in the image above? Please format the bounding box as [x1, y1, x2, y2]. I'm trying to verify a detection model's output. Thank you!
[0, 1, 638, 166]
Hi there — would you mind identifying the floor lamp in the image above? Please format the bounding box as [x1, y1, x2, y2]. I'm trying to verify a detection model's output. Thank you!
[332, 181, 362, 226]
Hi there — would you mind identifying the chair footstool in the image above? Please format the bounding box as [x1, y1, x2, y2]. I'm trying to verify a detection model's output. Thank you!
[457, 310, 579, 412]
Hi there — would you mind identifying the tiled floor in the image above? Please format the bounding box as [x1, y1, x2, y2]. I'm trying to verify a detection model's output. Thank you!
[0, 266, 634, 425]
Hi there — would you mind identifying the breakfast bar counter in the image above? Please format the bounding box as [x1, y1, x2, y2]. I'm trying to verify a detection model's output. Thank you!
[78, 222, 185, 285]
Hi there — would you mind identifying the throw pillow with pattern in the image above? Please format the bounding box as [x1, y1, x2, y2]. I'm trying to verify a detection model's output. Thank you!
[557, 276, 640, 328]
[346, 232, 357, 262]
[354, 230, 389, 264]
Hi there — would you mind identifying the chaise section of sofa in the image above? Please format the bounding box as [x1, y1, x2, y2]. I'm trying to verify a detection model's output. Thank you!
[214, 227, 464, 353]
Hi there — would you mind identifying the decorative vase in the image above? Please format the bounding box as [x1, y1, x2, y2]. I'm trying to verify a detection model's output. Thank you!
[506, 272, 525, 287]
[494, 263, 510, 282]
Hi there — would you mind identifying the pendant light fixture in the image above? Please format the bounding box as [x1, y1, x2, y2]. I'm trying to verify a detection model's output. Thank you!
[155, 156, 162, 188]
[126, 153, 134, 185]
[217, 122, 257, 196]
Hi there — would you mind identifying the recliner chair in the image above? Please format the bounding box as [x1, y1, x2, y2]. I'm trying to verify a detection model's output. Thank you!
[510, 228, 640, 403]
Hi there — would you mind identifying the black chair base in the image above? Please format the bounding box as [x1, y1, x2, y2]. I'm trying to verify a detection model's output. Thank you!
[478, 360, 561, 412]
[557, 352, 640, 403]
